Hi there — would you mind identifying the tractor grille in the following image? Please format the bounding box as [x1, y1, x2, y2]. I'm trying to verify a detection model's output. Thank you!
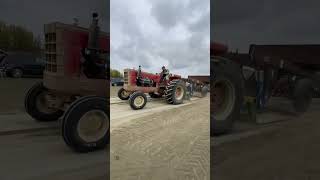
[124, 71, 129, 84]
[44, 33, 57, 72]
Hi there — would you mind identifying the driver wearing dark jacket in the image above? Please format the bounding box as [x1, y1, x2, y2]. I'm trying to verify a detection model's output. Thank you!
[160, 66, 169, 82]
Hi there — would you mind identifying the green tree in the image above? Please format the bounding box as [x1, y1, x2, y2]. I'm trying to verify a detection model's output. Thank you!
[110, 69, 123, 78]
[0, 20, 41, 52]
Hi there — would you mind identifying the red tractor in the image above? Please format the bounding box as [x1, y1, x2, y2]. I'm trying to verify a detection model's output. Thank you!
[24, 13, 109, 152]
[212, 41, 320, 136]
[117, 66, 187, 110]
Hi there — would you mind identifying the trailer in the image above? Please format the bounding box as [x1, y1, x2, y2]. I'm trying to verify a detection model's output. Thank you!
[211, 42, 320, 135]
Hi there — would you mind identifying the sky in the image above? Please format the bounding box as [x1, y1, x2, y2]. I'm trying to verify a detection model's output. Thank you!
[0, 0, 109, 39]
[111, 0, 210, 77]
[212, 0, 320, 53]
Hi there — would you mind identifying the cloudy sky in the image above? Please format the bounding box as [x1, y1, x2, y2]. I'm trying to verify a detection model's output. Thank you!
[213, 0, 320, 53]
[0, 0, 109, 38]
[111, 0, 210, 77]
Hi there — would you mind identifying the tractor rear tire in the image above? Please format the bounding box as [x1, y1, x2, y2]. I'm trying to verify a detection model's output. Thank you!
[292, 78, 313, 114]
[118, 88, 130, 100]
[149, 92, 162, 98]
[62, 96, 109, 153]
[211, 57, 243, 136]
[24, 82, 64, 122]
[129, 92, 147, 110]
[165, 79, 187, 104]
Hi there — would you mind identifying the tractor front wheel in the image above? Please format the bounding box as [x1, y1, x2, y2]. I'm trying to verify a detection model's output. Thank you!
[165, 79, 187, 104]
[62, 96, 109, 153]
[118, 88, 130, 100]
[24, 82, 64, 121]
[129, 92, 147, 110]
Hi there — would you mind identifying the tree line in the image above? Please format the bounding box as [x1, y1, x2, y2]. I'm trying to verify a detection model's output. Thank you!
[110, 69, 123, 78]
[0, 21, 41, 52]
[0, 20, 123, 79]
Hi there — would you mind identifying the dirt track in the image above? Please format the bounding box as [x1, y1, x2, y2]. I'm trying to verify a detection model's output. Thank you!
[111, 86, 121, 97]
[0, 78, 107, 180]
[0, 129, 108, 180]
[0, 78, 40, 113]
[211, 98, 320, 180]
[0, 82, 209, 179]
[111, 97, 210, 180]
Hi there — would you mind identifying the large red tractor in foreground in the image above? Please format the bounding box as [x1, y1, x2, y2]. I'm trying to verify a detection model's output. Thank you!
[118, 67, 188, 110]
[24, 13, 109, 152]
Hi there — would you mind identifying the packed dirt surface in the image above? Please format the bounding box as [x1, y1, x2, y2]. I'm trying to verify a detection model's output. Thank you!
[110, 96, 202, 129]
[111, 97, 210, 180]
[0, 129, 108, 180]
[212, 98, 320, 180]
[0, 78, 40, 113]
[110, 86, 121, 97]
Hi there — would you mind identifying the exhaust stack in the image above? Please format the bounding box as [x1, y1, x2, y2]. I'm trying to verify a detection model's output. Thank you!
[88, 13, 100, 50]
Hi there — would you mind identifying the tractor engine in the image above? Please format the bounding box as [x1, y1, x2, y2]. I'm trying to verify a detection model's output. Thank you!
[123, 68, 160, 88]
[42, 13, 109, 95]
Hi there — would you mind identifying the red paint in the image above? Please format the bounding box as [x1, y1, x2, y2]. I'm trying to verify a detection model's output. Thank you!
[211, 42, 228, 56]
[62, 29, 109, 76]
[128, 69, 161, 85]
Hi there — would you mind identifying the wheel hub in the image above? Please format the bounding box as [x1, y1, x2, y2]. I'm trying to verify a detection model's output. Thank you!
[134, 96, 145, 107]
[121, 90, 129, 97]
[13, 69, 22, 77]
[36, 92, 59, 114]
[77, 110, 109, 143]
[175, 86, 184, 100]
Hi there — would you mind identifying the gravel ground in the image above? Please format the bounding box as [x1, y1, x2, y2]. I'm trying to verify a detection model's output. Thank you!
[110, 86, 121, 97]
[0, 129, 108, 180]
[211, 98, 320, 180]
[0, 78, 40, 113]
[111, 97, 210, 180]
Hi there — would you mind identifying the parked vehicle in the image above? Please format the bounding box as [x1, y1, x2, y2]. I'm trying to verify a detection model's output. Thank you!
[0, 49, 6, 62]
[0, 52, 45, 78]
[111, 77, 124, 86]
[0, 50, 7, 77]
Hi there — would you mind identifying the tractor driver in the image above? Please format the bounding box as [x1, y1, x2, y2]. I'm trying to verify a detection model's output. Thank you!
[136, 65, 142, 86]
[160, 66, 169, 82]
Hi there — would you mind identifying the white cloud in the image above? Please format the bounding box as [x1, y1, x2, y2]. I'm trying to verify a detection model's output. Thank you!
[111, 0, 210, 77]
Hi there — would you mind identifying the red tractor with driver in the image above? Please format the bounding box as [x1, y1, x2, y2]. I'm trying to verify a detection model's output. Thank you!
[117, 66, 188, 110]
